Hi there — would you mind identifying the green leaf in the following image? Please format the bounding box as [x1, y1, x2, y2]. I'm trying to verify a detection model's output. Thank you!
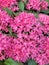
[18, 0, 21, 2]
[18, 2, 24, 11]
[8, 27, 12, 36]
[28, 59, 38, 65]
[14, 12, 20, 16]
[32, 11, 39, 18]
[0, 61, 4, 65]
[24, 0, 28, 4]
[17, 62, 23, 65]
[8, 27, 17, 37]
[33, 12, 39, 18]
[41, 10, 49, 14]
[4, 58, 23, 65]
[46, 0, 49, 3]
[4, 8, 15, 17]
[47, 63, 49, 65]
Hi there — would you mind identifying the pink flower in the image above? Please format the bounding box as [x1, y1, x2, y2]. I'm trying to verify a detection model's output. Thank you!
[0, 9, 13, 32]
[39, 14, 49, 25]
[0, 11, 49, 65]
[26, 0, 48, 11]
[10, 12, 37, 32]
[0, 0, 19, 11]
[40, 0, 48, 10]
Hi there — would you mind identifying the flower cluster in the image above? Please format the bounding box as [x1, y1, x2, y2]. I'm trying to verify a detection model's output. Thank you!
[26, 0, 48, 11]
[0, 32, 29, 62]
[0, 9, 13, 32]
[0, 0, 48, 11]
[0, 0, 19, 11]
[0, 11, 49, 65]
[0, 0, 49, 65]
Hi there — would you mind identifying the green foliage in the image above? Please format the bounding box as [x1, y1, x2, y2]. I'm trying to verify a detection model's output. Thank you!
[46, 0, 49, 2]
[14, 12, 21, 16]
[0, 61, 4, 65]
[41, 10, 49, 14]
[8, 27, 17, 37]
[0, 59, 38, 65]
[18, 1, 24, 11]
[8, 27, 12, 36]
[4, 8, 15, 17]
[47, 63, 49, 65]
[24, 0, 28, 4]
[4, 58, 23, 65]
[28, 59, 38, 65]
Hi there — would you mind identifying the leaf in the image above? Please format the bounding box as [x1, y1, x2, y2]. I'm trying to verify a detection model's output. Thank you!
[8, 27, 18, 37]
[24, 0, 28, 4]
[18, 0, 21, 2]
[0, 61, 4, 65]
[47, 63, 49, 65]
[33, 11, 39, 18]
[28, 59, 38, 65]
[41, 10, 49, 14]
[18, 2, 24, 11]
[46, 0, 49, 3]
[8, 27, 12, 36]
[4, 58, 23, 65]
[17, 62, 23, 65]
[4, 8, 15, 17]
[33, 12, 39, 18]
[4, 58, 16, 65]
[14, 12, 20, 16]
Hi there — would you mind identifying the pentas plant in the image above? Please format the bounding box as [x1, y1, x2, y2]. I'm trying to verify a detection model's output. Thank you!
[0, 9, 14, 32]
[26, 0, 48, 11]
[0, 0, 19, 11]
[0, 0, 49, 65]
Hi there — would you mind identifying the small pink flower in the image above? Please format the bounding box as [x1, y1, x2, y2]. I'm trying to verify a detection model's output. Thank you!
[0, 0, 19, 11]
[26, 0, 48, 11]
